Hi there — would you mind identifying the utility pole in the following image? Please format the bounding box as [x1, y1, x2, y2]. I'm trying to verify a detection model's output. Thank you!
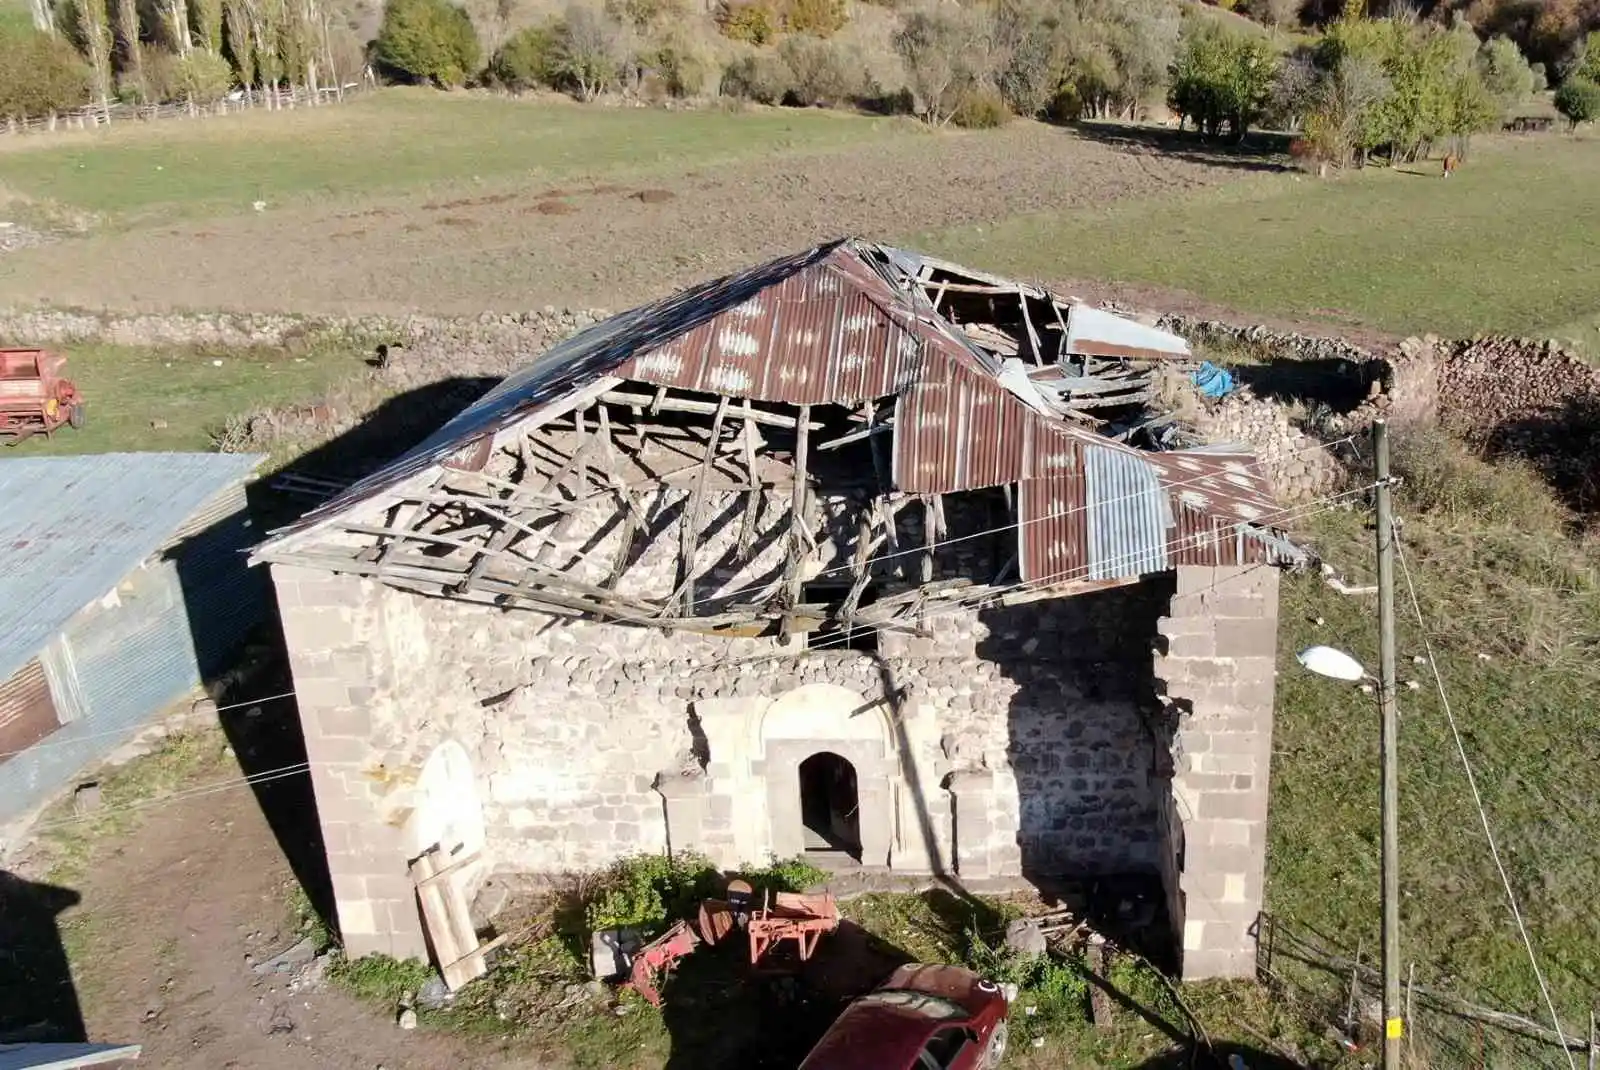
[1374, 418, 1403, 1068]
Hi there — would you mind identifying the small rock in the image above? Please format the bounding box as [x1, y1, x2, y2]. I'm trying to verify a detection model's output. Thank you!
[252, 936, 317, 975]
[1405, 680, 1420, 691]
[1032, 1036, 1045, 1048]
[211, 359, 223, 367]
[397, 1007, 418, 1031]
[150, 418, 168, 430]
[415, 975, 451, 1011]
[73, 782, 102, 813]
[1003, 918, 1047, 959]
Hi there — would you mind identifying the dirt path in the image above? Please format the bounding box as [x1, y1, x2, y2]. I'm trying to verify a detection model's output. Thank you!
[14, 770, 543, 1070]
[0, 123, 1248, 316]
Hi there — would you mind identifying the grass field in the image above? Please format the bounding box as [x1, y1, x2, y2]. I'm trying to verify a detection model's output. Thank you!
[4, 90, 1600, 1067]
[0, 89, 913, 222]
[12, 337, 370, 456]
[928, 133, 1600, 354]
[1269, 437, 1600, 1063]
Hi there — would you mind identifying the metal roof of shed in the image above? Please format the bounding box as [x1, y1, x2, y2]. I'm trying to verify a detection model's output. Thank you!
[0, 453, 263, 683]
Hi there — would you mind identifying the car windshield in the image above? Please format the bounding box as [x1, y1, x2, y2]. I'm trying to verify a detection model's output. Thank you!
[856, 990, 966, 1021]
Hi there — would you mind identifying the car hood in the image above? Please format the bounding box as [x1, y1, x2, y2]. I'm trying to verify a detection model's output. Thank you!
[883, 963, 1003, 1017]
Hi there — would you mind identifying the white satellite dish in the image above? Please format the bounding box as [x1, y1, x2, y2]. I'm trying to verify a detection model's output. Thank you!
[1297, 645, 1367, 682]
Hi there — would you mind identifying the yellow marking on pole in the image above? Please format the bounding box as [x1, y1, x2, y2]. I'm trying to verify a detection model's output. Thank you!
[1386, 1017, 1405, 1039]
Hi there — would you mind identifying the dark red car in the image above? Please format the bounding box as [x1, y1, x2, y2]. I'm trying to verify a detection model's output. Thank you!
[798, 964, 1011, 1070]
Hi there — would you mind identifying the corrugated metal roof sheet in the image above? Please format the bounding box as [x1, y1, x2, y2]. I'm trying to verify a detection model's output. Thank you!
[254, 239, 1298, 584]
[0, 1044, 141, 1069]
[0, 453, 263, 683]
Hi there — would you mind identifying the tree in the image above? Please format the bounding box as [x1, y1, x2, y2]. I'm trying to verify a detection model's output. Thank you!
[0, 25, 92, 118]
[892, 4, 993, 125]
[111, 0, 144, 100]
[30, 0, 55, 35]
[991, 0, 1069, 118]
[551, 1, 629, 100]
[1304, 50, 1390, 166]
[1554, 76, 1600, 127]
[1168, 21, 1279, 139]
[1058, 0, 1180, 119]
[76, 0, 114, 105]
[1476, 34, 1540, 113]
[374, 0, 481, 86]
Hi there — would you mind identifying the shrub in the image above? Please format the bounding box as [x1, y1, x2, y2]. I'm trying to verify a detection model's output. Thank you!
[172, 49, 233, 103]
[1554, 77, 1600, 128]
[645, 36, 717, 98]
[990, 0, 1068, 119]
[720, 51, 794, 102]
[374, 0, 482, 87]
[605, 0, 687, 30]
[783, 0, 847, 37]
[951, 84, 1009, 127]
[716, 0, 779, 45]
[0, 25, 92, 119]
[584, 852, 721, 934]
[492, 23, 563, 90]
[552, 1, 632, 101]
[778, 34, 868, 106]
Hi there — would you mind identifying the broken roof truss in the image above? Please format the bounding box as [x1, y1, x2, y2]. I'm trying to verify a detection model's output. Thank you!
[253, 240, 1299, 636]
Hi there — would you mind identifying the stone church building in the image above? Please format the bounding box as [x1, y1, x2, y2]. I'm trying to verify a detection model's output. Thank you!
[253, 240, 1296, 980]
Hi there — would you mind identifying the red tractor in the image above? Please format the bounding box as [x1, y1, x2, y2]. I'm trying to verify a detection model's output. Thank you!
[1, 348, 86, 443]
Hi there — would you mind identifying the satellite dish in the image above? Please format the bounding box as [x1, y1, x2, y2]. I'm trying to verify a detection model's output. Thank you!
[1297, 645, 1367, 682]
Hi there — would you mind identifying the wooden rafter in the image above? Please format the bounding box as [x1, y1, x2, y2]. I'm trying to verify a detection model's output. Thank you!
[669, 395, 730, 617]
[778, 403, 812, 640]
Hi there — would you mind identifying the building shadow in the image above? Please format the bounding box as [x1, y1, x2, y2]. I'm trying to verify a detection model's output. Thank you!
[1130, 1044, 1307, 1068]
[1067, 121, 1295, 174]
[1231, 357, 1379, 414]
[1484, 393, 1600, 520]
[977, 578, 1179, 970]
[151, 378, 507, 939]
[657, 917, 910, 1070]
[0, 870, 84, 1043]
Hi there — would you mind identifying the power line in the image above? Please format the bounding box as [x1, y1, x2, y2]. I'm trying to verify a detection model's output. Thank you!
[0, 690, 298, 762]
[1393, 530, 1579, 1068]
[437, 431, 1360, 622]
[27, 761, 313, 834]
[12, 488, 1373, 843]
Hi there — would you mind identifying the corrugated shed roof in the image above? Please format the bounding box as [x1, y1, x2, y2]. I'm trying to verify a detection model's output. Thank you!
[0, 1044, 141, 1069]
[0, 453, 263, 683]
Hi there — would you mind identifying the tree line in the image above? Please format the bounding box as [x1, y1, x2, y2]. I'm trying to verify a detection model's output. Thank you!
[2, 0, 365, 120]
[5, 0, 1596, 140]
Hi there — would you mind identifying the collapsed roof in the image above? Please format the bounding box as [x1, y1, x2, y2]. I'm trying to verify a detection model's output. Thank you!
[252, 239, 1300, 635]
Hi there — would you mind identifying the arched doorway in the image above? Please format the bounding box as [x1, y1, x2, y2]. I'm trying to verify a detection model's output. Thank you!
[799, 751, 861, 860]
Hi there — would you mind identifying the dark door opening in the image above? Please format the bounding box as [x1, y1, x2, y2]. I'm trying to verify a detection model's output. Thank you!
[799, 751, 861, 860]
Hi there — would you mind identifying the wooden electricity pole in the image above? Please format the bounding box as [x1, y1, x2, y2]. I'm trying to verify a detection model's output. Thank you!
[1374, 418, 1404, 1068]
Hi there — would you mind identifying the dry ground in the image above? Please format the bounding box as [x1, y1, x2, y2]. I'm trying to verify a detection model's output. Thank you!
[0, 120, 1236, 315]
[4, 737, 540, 1069]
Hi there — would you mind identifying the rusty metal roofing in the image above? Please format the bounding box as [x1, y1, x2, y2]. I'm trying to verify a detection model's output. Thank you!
[255, 239, 1296, 584]
[0, 453, 263, 683]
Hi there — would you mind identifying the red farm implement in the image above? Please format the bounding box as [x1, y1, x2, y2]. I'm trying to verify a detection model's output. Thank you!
[1, 349, 85, 443]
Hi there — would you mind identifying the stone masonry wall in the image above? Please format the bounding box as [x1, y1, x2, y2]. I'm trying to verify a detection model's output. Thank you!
[274, 560, 1175, 955]
[1153, 564, 1280, 980]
